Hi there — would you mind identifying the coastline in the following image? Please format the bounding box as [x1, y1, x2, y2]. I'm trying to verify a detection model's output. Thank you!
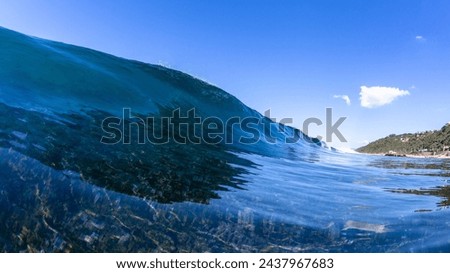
[362, 152, 450, 159]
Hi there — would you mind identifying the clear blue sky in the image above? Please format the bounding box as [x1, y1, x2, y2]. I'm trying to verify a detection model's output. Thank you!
[1, 0, 449, 149]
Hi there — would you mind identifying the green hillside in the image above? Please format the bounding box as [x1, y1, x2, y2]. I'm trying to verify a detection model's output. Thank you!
[357, 123, 450, 155]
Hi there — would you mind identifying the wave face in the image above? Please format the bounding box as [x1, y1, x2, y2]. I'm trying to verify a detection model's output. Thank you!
[1, 27, 450, 252]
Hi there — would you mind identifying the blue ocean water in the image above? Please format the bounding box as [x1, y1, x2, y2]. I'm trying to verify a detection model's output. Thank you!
[1, 27, 449, 252]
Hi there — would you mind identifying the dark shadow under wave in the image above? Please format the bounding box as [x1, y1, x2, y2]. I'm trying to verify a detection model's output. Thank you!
[0, 102, 256, 204]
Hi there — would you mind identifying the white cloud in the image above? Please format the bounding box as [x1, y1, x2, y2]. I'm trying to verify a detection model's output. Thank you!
[333, 95, 351, 106]
[415, 35, 426, 42]
[359, 86, 410, 108]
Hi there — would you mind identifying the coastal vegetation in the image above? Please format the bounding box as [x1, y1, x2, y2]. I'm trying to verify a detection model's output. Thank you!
[357, 123, 450, 156]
